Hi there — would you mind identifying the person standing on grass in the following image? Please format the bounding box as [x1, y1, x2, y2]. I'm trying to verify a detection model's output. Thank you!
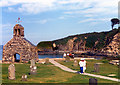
[67, 53, 69, 56]
[83, 59, 86, 73]
[79, 58, 86, 74]
[63, 53, 66, 58]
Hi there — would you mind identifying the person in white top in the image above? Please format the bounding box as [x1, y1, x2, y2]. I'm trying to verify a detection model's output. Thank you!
[79, 58, 86, 74]
[63, 53, 66, 58]
[67, 53, 69, 56]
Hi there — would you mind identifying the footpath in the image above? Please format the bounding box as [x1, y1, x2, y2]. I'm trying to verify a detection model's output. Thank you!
[49, 59, 120, 82]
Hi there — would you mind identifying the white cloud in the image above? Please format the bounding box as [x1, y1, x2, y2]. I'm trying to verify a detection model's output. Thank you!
[59, 16, 65, 19]
[2, 23, 13, 28]
[0, 0, 56, 7]
[1, 0, 57, 14]
[58, 0, 84, 4]
[78, 18, 111, 23]
[17, 2, 56, 14]
[39, 20, 48, 24]
[84, 14, 95, 17]
[8, 7, 16, 12]
[78, 18, 95, 23]
[25, 19, 48, 24]
[0, 0, 119, 15]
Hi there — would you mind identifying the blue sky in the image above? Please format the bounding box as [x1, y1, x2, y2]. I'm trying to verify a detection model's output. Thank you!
[1, 0, 119, 45]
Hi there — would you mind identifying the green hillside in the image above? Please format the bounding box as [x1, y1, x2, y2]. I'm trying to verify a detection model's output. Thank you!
[37, 41, 53, 50]
[37, 28, 120, 50]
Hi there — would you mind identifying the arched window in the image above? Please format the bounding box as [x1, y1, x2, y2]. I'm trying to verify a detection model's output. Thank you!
[18, 29, 21, 35]
[15, 29, 17, 36]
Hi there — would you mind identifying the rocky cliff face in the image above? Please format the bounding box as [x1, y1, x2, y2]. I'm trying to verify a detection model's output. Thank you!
[66, 37, 77, 51]
[102, 33, 120, 54]
[56, 37, 86, 51]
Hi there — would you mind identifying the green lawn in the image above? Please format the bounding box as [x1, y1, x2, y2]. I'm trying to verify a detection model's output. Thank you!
[2, 63, 118, 84]
[56, 59, 119, 79]
[0, 64, 2, 84]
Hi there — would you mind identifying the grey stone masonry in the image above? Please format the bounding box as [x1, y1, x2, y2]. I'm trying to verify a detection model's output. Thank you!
[2, 24, 38, 63]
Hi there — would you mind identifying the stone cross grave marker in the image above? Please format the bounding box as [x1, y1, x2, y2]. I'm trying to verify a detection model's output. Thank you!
[30, 59, 37, 75]
[94, 63, 99, 73]
[89, 78, 97, 85]
[73, 60, 78, 67]
[8, 64, 15, 80]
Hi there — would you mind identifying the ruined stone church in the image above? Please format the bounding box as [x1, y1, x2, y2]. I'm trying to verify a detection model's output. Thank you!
[2, 24, 38, 63]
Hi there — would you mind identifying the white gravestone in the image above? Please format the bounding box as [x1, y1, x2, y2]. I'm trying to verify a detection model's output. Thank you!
[8, 64, 15, 80]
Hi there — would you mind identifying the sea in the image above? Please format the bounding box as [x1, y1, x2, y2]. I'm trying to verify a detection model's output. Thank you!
[0, 45, 63, 60]
[0, 45, 2, 60]
[38, 54, 63, 59]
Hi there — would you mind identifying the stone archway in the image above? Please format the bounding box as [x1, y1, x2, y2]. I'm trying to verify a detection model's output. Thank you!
[14, 53, 20, 62]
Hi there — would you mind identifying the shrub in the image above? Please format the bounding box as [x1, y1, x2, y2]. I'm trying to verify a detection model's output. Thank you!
[28, 61, 31, 64]
[102, 60, 109, 63]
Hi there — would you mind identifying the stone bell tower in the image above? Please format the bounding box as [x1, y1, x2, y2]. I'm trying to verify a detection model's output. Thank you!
[13, 24, 24, 37]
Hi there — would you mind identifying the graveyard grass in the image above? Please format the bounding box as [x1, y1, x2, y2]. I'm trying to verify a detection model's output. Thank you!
[2, 62, 118, 84]
[0, 64, 2, 84]
[56, 59, 119, 79]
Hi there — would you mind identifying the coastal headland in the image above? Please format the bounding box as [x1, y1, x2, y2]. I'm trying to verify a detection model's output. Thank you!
[37, 28, 120, 59]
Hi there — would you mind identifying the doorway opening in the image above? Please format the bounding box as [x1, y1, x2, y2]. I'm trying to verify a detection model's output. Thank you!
[14, 53, 20, 62]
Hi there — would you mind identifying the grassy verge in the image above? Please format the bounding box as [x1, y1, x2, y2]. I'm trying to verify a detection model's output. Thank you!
[2, 63, 118, 83]
[56, 59, 119, 79]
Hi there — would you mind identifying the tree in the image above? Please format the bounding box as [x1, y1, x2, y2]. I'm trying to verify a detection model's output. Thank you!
[111, 18, 119, 30]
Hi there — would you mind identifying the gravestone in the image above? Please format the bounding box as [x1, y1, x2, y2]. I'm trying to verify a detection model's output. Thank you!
[89, 78, 97, 85]
[73, 60, 78, 67]
[45, 58, 49, 64]
[21, 74, 27, 81]
[8, 64, 15, 80]
[65, 56, 70, 62]
[30, 59, 37, 75]
[31, 59, 35, 66]
[94, 63, 99, 73]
